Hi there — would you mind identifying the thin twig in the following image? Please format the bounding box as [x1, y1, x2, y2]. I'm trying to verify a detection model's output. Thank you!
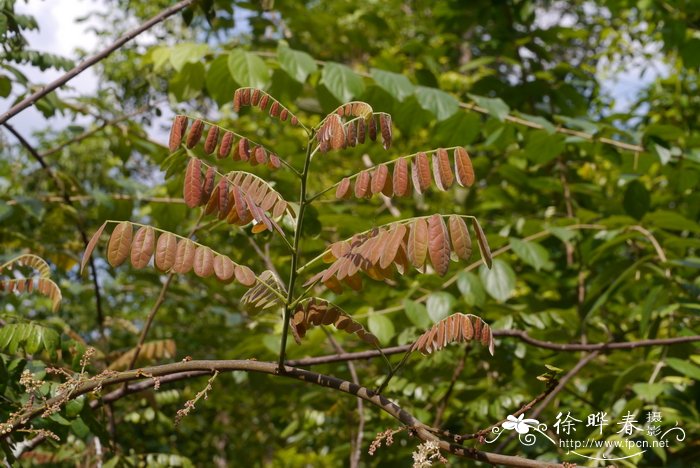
[4, 194, 185, 206]
[286, 332, 700, 367]
[432, 344, 469, 428]
[0, 0, 197, 125]
[531, 351, 600, 420]
[495, 351, 600, 452]
[40, 105, 151, 158]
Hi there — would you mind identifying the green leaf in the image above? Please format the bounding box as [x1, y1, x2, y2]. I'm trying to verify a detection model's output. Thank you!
[227, 49, 270, 89]
[632, 382, 668, 401]
[277, 45, 317, 83]
[479, 259, 516, 302]
[71, 417, 91, 439]
[205, 55, 237, 107]
[623, 180, 650, 220]
[320, 62, 365, 103]
[666, 358, 700, 381]
[509, 238, 552, 271]
[680, 38, 700, 68]
[432, 112, 481, 147]
[456, 272, 486, 307]
[425, 292, 455, 323]
[403, 299, 432, 329]
[169, 62, 205, 101]
[368, 314, 395, 345]
[654, 144, 672, 165]
[0, 75, 11, 98]
[644, 210, 700, 233]
[524, 130, 565, 164]
[468, 94, 510, 121]
[370, 69, 415, 102]
[0, 201, 12, 222]
[169, 43, 210, 72]
[415, 86, 458, 120]
[516, 112, 555, 134]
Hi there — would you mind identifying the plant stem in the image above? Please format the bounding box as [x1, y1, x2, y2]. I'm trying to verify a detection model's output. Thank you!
[278, 131, 316, 371]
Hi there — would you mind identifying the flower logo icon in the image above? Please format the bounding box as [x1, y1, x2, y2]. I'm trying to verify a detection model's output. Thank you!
[502, 414, 541, 434]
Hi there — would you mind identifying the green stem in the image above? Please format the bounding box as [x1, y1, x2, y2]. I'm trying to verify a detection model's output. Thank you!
[376, 346, 413, 395]
[278, 131, 316, 371]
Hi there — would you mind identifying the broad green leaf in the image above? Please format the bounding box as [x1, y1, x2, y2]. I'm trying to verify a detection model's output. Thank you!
[169, 62, 205, 101]
[654, 144, 672, 165]
[456, 272, 486, 307]
[227, 49, 270, 89]
[425, 292, 455, 323]
[557, 115, 598, 134]
[145, 46, 170, 71]
[509, 238, 552, 271]
[479, 259, 516, 302]
[320, 62, 365, 103]
[0, 201, 12, 222]
[169, 43, 210, 72]
[205, 55, 237, 107]
[680, 38, 700, 68]
[370, 69, 415, 101]
[516, 112, 555, 133]
[524, 130, 565, 164]
[278, 45, 317, 83]
[632, 382, 668, 401]
[415, 86, 458, 120]
[433, 112, 481, 146]
[468, 94, 510, 121]
[368, 314, 395, 345]
[0, 75, 11, 98]
[644, 210, 700, 233]
[403, 299, 432, 329]
[666, 358, 700, 381]
[623, 180, 650, 220]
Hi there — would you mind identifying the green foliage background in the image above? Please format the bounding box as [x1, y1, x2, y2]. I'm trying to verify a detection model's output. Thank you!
[1, 0, 699, 466]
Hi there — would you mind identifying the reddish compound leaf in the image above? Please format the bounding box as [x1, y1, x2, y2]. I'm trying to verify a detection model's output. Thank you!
[155, 232, 178, 272]
[393, 157, 411, 197]
[107, 221, 133, 267]
[427, 214, 450, 276]
[412, 313, 494, 356]
[183, 158, 203, 208]
[81, 221, 107, 274]
[130, 226, 155, 269]
[336, 177, 352, 199]
[472, 218, 493, 268]
[448, 215, 472, 261]
[455, 146, 475, 187]
[186, 119, 204, 149]
[193, 246, 214, 277]
[432, 148, 454, 190]
[169, 115, 188, 152]
[204, 126, 219, 154]
[411, 152, 432, 194]
[407, 218, 428, 269]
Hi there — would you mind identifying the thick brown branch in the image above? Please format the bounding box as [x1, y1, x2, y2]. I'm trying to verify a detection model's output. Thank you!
[6, 360, 561, 467]
[0, 0, 196, 125]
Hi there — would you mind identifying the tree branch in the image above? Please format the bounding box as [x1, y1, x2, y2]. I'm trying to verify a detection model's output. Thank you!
[0, 0, 197, 125]
[286, 332, 700, 367]
[5, 359, 563, 467]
